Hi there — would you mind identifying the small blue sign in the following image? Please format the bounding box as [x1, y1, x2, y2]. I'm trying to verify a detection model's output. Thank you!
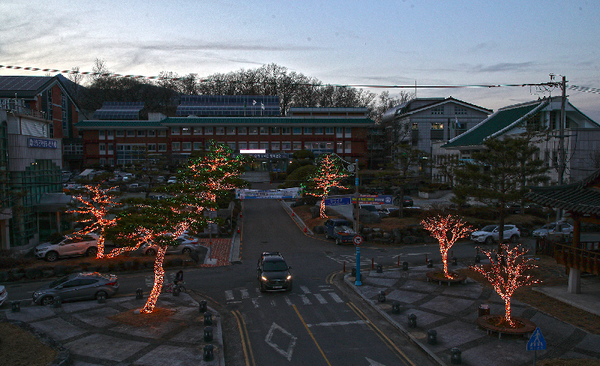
[324, 197, 352, 206]
[28, 138, 57, 149]
[527, 327, 547, 351]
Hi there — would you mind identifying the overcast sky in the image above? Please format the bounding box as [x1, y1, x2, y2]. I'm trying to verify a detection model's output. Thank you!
[2, 0, 599, 120]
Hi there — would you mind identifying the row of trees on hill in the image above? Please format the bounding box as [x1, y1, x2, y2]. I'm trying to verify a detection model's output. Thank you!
[69, 60, 412, 122]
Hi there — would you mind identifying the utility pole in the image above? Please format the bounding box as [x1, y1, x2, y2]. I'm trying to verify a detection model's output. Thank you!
[556, 75, 567, 221]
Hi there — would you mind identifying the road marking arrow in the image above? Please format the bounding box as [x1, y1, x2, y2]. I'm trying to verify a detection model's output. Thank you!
[366, 357, 388, 366]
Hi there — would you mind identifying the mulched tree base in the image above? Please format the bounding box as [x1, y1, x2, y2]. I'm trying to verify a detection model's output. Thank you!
[476, 314, 536, 339]
[426, 271, 467, 286]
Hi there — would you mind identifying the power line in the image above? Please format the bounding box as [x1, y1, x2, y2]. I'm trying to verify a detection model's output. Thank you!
[1, 63, 599, 95]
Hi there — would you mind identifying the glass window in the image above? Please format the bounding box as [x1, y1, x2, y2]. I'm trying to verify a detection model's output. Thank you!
[260, 127, 269, 135]
[249, 127, 258, 135]
[345, 127, 351, 137]
[148, 130, 156, 137]
[325, 127, 334, 135]
[193, 127, 202, 135]
[227, 141, 236, 150]
[171, 127, 180, 135]
[193, 142, 203, 150]
[455, 106, 468, 115]
[315, 127, 323, 134]
[239, 141, 247, 150]
[227, 126, 236, 135]
[107, 130, 114, 139]
[431, 106, 444, 115]
[216, 127, 225, 135]
[127, 130, 135, 137]
[336, 127, 343, 137]
[182, 127, 191, 135]
[182, 142, 191, 151]
[293, 127, 302, 135]
[249, 142, 259, 149]
[336, 142, 343, 152]
[148, 144, 156, 152]
[282, 141, 291, 150]
[304, 127, 312, 134]
[260, 142, 268, 150]
[345, 141, 351, 153]
[99, 130, 105, 139]
[238, 127, 247, 135]
[205, 127, 213, 135]
[158, 144, 167, 152]
[99, 144, 106, 152]
[137, 130, 145, 137]
[282, 127, 291, 135]
[271, 142, 280, 151]
[116, 130, 124, 137]
[293, 142, 302, 150]
[157, 130, 167, 137]
[431, 123, 444, 130]
[270, 127, 280, 135]
[172, 142, 180, 151]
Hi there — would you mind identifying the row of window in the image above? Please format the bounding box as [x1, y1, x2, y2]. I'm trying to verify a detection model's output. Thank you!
[99, 141, 353, 154]
[98, 126, 353, 139]
[411, 122, 467, 130]
[430, 106, 468, 115]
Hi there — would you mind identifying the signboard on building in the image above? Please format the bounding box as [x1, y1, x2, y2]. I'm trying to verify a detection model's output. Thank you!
[235, 188, 302, 199]
[324, 197, 352, 206]
[28, 138, 57, 149]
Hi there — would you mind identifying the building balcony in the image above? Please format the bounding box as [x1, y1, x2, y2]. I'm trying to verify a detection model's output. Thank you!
[554, 243, 600, 275]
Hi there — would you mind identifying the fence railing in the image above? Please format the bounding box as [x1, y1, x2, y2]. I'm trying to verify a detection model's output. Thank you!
[554, 243, 600, 275]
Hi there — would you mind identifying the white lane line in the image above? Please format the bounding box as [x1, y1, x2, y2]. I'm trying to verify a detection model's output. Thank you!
[271, 300, 276, 307]
[314, 293, 327, 304]
[285, 296, 293, 306]
[225, 290, 234, 301]
[328, 292, 344, 303]
[300, 286, 310, 294]
[241, 289, 249, 299]
[306, 320, 367, 328]
[252, 298, 259, 308]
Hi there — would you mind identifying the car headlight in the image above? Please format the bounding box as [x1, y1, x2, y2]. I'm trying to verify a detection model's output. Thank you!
[33, 291, 41, 298]
[286, 275, 292, 281]
[261, 275, 268, 282]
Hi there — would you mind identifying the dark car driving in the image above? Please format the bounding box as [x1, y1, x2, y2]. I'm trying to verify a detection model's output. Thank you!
[257, 252, 293, 292]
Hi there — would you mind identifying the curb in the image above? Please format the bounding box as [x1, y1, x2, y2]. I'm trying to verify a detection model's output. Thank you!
[343, 272, 447, 366]
[280, 200, 314, 235]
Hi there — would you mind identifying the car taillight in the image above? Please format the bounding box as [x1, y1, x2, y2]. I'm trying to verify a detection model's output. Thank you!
[105, 281, 118, 286]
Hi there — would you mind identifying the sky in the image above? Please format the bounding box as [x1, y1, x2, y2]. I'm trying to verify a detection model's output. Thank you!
[2, 0, 599, 121]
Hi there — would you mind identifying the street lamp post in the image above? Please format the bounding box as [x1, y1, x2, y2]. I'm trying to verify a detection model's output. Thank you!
[353, 159, 361, 286]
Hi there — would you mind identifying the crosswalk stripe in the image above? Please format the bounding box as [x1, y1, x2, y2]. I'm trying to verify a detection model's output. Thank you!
[285, 296, 293, 306]
[314, 293, 327, 304]
[241, 289, 249, 299]
[252, 298, 259, 308]
[329, 292, 344, 303]
[300, 294, 312, 305]
[225, 290, 234, 301]
[300, 286, 310, 294]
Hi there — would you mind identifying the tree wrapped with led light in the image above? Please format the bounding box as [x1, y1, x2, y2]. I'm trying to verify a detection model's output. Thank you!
[305, 154, 349, 218]
[67, 184, 120, 259]
[422, 214, 472, 279]
[471, 243, 540, 327]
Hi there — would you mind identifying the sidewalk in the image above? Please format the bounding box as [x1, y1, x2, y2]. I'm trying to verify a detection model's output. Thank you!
[2, 291, 224, 365]
[346, 263, 600, 366]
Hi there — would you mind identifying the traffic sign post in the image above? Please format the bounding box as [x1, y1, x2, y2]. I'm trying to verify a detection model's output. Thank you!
[353, 235, 363, 246]
[527, 327, 547, 366]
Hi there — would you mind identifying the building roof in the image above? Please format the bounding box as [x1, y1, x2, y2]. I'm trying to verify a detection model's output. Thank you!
[381, 97, 492, 124]
[525, 168, 600, 216]
[0, 76, 56, 98]
[76, 116, 375, 128]
[442, 99, 548, 149]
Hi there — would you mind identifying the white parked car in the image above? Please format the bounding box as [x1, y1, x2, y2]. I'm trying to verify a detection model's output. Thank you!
[532, 222, 574, 238]
[471, 225, 521, 245]
[34, 233, 100, 262]
[0, 285, 7, 306]
[139, 234, 200, 256]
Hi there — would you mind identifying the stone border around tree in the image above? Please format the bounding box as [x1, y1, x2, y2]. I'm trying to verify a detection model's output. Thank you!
[425, 271, 467, 286]
[476, 315, 536, 339]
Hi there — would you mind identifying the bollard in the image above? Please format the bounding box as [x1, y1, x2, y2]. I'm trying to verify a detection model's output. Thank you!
[425, 254, 428, 263]
[475, 254, 481, 263]
[136, 288, 143, 300]
[199, 300, 208, 313]
[53, 296, 62, 308]
[204, 311, 213, 326]
[371, 258, 374, 269]
[11, 301, 21, 312]
[402, 261, 409, 271]
[452, 257, 458, 266]
[203, 344, 214, 361]
[204, 326, 213, 342]
[427, 259, 433, 268]
[351, 267, 356, 277]
[378, 291, 386, 303]
[427, 329, 438, 345]
[392, 301, 401, 314]
[408, 314, 417, 328]
[173, 285, 180, 297]
[343, 261, 346, 273]
[376, 264, 383, 273]
[97, 294, 106, 304]
[451, 348, 462, 364]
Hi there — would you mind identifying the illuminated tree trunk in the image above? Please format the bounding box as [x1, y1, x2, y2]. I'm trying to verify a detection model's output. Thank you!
[320, 199, 326, 218]
[503, 295, 513, 326]
[441, 247, 450, 277]
[421, 214, 472, 279]
[96, 227, 106, 259]
[141, 246, 168, 314]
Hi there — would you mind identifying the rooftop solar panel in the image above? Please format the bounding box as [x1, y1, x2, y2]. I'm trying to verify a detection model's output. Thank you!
[94, 101, 145, 120]
[177, 95, 280, 116]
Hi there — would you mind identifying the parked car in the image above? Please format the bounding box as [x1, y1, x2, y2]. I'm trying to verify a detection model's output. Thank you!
[32, 272, 119, 306]
[323, 218, 355, 245]
[34, 233, 100, 262]
[0, 285, 7, 306]
[393, 196, 414, 207]
[140, 235, 200, 256]
[377, 207, 399, 217]
[471, 225, 521, 245]
[532, 222, 574, 238]
[167, 176, 177, 184]
[257, 252, 293, 292]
